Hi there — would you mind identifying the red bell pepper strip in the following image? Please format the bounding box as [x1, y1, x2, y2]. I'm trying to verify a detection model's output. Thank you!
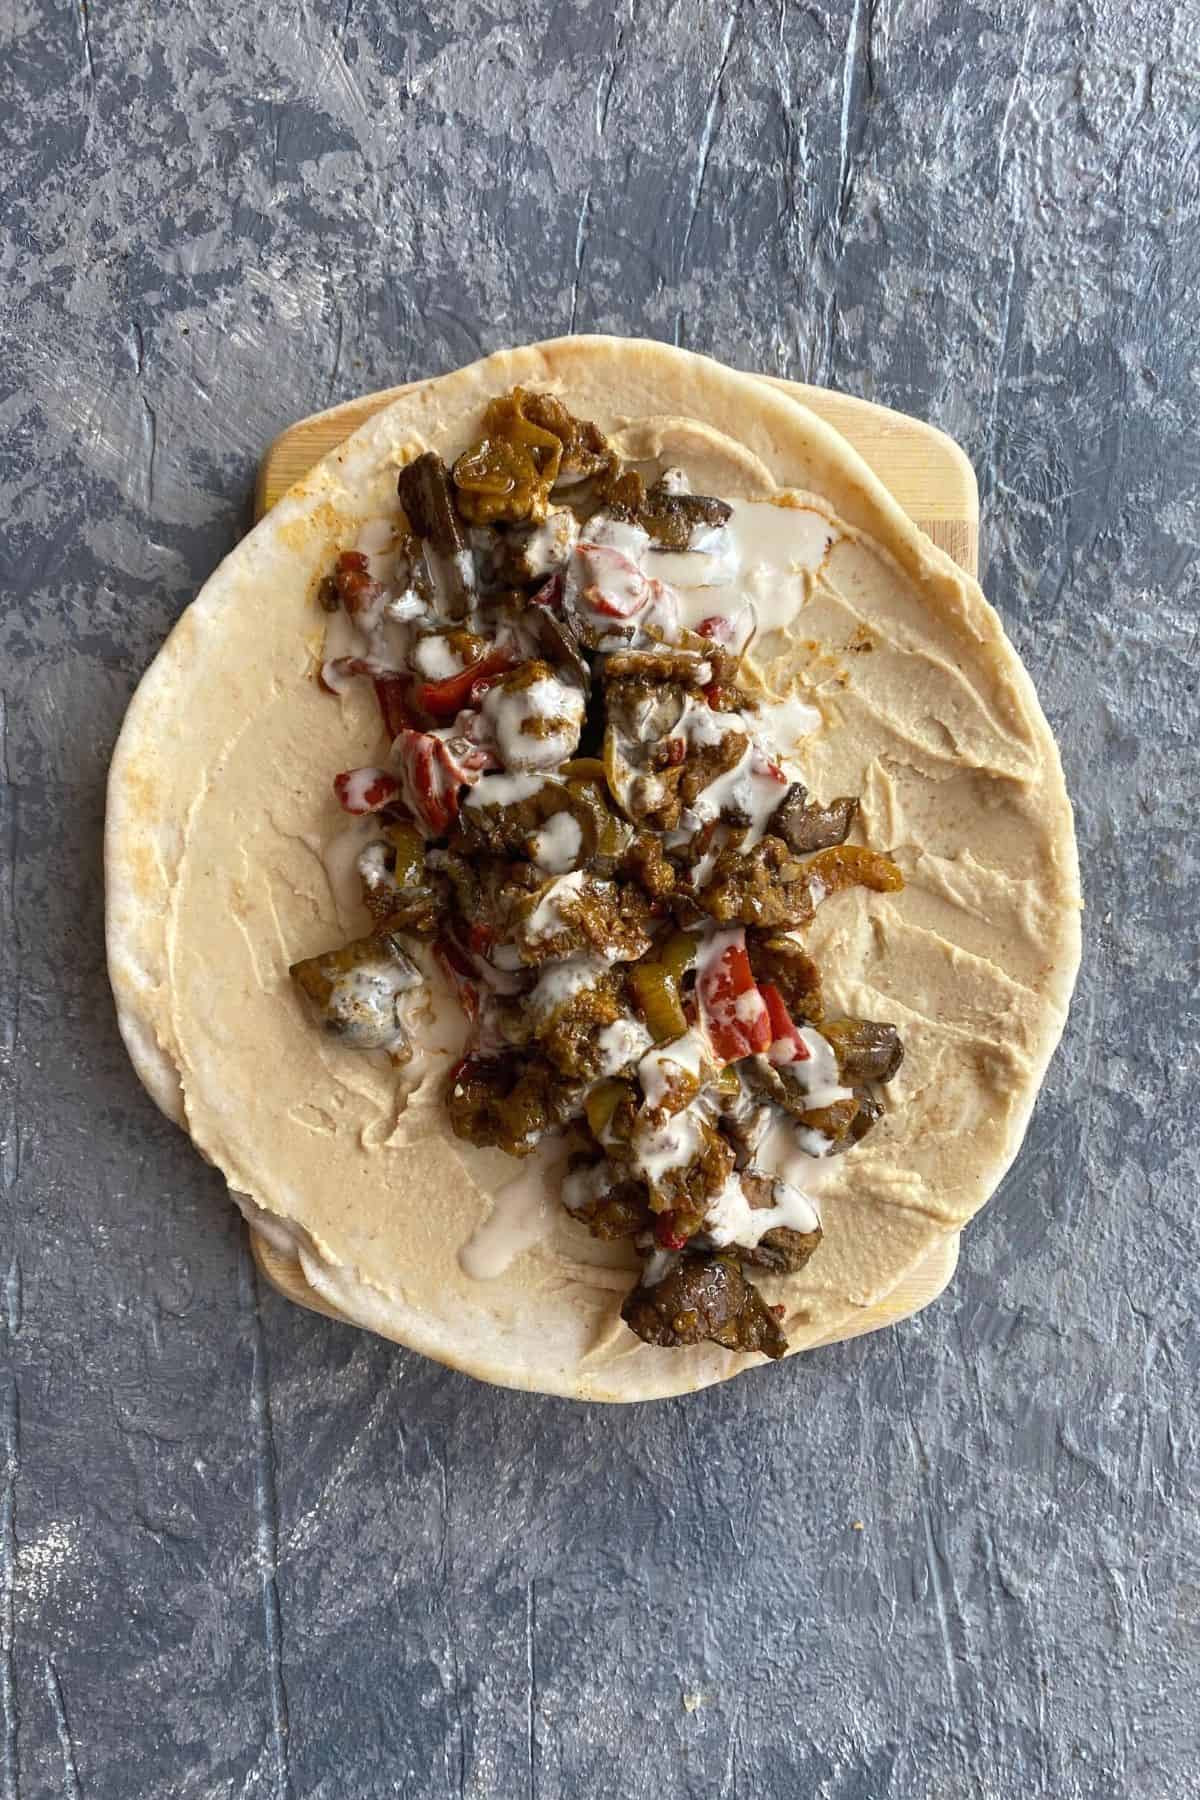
[575, 544, 649, 619]
[374, 674, 417, 739]
[750, 746, 789, 787]
[435, 940, 480, 1026]
[654, 1211, 690, 1251]
[333, 767, 403, 815]
[317, 656, 417, 745]
[528, 573, 564, 609]
[393, 729, 490, 836]
[759, 982, 813, 1067]
[695, 605, 754, 654]
[696, 615, 735, 643]
[414, 643, 517, 720]
[336, 564, 382, 618]
[696, 930, 772, 1064]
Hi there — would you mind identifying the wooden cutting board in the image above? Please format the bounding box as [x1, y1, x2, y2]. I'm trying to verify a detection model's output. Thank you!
[251, 374, 977, 1369]
[258, 375, 979, 575]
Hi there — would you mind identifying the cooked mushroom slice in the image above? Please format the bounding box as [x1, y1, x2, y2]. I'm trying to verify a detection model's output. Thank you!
[746, 936, 823, 1022]
[602, 687, 747, 830]
[604, 676, 688, 745]
[445, 1051, 583, 1156]
[639, 486, 733, 552]
[711, 1086, 775, 1170]
[820, 1018, 905, 1085]
[477, 660, 586, 771]
[833, 1087, 884, 1153]
[561, 1160, 653, 1239]
[512, 871, 655, 966]
[771, 782, 859, 854]
[494, 507, 580, 585]
[738, 1226, 822, 1275]
[700, 839, 904, 929]
[290, 931, 422, 1055]
[734, 1172, 823, 1274]
[397, 452, 475, 619]
[742, 1059, 862, 1147]
[527, 603, 591, 693]
[620, 1251, 788, 1359]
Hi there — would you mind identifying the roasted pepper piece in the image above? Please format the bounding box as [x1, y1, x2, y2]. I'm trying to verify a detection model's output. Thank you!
[759, 982, 811, 1067]
[414, 643, 517, 720]
[452, 389, 565, 525]
[696, 931, 771, 1065]
[585, 1079, 636, 1144]
[629, 960, 688, 1044]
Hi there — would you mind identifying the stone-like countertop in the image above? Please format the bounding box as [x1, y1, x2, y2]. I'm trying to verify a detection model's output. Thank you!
[3, 3, 1197, 1795]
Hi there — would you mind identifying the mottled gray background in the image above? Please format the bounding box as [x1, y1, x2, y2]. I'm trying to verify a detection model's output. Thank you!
[2, 0, 1197, 1795]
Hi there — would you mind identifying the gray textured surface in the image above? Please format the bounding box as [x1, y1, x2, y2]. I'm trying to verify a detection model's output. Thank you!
[2, 0, 1197, 1794]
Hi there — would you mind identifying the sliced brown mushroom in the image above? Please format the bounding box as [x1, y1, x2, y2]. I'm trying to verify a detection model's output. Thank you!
[290, 931, 422, 1056]
[397, 452, 475, 619]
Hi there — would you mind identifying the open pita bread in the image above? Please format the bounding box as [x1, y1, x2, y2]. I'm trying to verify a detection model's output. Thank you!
[105, 336, 1080, 1400]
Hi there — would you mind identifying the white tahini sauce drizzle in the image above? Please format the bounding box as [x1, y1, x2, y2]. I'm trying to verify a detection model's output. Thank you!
[411, 633, 466, 679]
[479, 673, 586, 770]
[354, 516, 400, 587]
[308, 815, 378, 932]
[639, 1248, 679, 1287]
[788, 1028, 854, 1109]
[561, 1160, 607, 1215]
[528, 954, 609, 1024]
[631, 1103, 706, 1186]
[688, 740, 789, 848]
[464, 770, 552, 810]
[457, 1138, 564, 1279]
[523, 869, 587, 942]
[519, 507, 579, 576]
[704, 1172, 821, 1248]
[403, 942, 473, 1063]
[568, 499, 835, 638]
[595, 1016, 654, 1076]
[752, 694, 822, 756]
[637, 1030, 709, 1110]
[754, 1111, 838, 1176]
[530, 811, 583, 873]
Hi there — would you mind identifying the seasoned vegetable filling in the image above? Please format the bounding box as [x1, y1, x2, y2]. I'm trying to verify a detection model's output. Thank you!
[291, 389, 906, 1361]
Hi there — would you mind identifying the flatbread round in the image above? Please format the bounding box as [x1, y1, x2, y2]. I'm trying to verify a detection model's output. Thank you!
[105, 336, 1081, 1400]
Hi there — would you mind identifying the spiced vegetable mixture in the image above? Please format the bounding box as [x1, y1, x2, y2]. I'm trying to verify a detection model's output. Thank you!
[291, 390, 906, 1360]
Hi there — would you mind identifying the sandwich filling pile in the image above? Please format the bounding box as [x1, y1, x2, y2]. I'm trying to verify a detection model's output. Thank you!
[291, 389, 907, 1361]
